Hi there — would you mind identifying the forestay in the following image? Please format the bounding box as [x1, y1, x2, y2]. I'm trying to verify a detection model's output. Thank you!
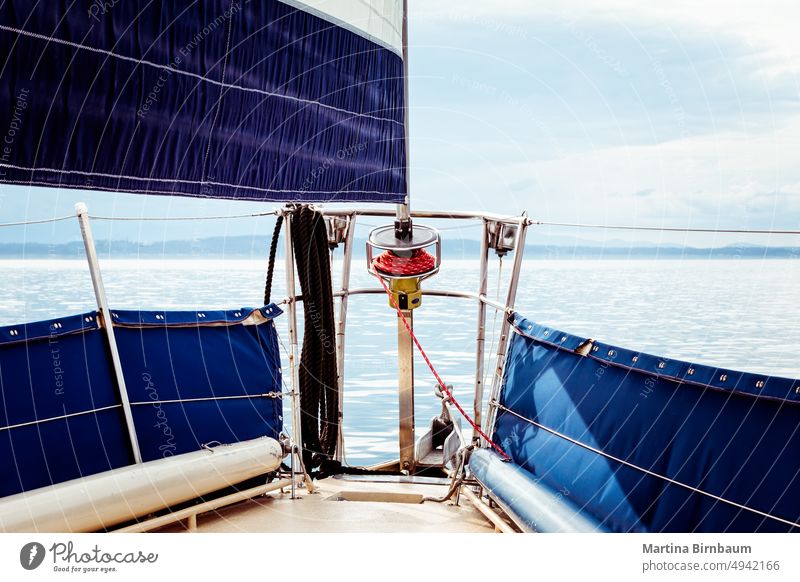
[0, 1, 406, 203]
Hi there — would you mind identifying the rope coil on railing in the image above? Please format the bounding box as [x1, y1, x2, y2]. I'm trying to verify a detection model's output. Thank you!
[291, 206, 339, 471]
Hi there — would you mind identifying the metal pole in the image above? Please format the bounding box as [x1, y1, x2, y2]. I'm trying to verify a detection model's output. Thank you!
[473, 219, 490, 443]
[484, 217, 528, 440]
[397, 309, 415, 473]
[281, 207, 303, 494]
[320, 207, 528, 224]
[74, 203, 142, 464]
[395, 0, 423, 467]
[396, 0, 411, 222]
[392, 0, 416, 467]
[334, 214, 356, 462]
[114, 478, 292, 533]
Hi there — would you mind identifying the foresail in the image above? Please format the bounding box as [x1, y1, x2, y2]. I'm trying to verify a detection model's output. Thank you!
[0, 1, 406, 203]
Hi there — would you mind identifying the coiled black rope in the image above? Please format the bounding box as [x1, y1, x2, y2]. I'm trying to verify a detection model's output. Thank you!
[289, 206, 339, 471]
[263, 215, 283, 305]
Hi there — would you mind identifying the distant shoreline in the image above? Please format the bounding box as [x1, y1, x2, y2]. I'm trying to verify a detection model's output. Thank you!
[1, 249, 798, 260]
[1, 237, 798, 260]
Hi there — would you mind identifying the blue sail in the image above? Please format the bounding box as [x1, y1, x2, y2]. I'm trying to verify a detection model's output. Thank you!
[0, 1, 406, 203]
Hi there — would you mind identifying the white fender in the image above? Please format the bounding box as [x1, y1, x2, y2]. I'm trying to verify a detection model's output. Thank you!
[0, 437, 284, 532]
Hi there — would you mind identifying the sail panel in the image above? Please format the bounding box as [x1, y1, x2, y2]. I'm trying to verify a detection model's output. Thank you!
[0, 0, 406, 203]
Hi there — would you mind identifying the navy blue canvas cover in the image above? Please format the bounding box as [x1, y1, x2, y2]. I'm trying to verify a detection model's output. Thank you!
[0, 1, 405, 203]
[494, 315, 800, 533]
[0, 306, 283, 497]
[113, 306, 283, 461]
[0, 313, 133, 497]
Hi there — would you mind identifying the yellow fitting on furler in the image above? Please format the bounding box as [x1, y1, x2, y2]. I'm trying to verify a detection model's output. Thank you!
[389, 277, 422, 311]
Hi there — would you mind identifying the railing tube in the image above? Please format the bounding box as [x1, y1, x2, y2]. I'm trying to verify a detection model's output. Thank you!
[473, 219, 490, 442]
[334, 214, 356, 462]
[484, 216, 528, 440]
[74, 202, 142, 464]
[281, 207, 303, 496]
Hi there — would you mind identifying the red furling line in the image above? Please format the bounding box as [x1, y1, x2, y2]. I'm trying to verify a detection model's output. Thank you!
[372, 249, 436, 276]
[371, 265, 510, 460]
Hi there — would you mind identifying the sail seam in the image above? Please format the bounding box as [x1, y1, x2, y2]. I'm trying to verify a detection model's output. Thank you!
[0, 24, 402, 126]
[0, 179, 402, 200]
[0, 166, 402, 196]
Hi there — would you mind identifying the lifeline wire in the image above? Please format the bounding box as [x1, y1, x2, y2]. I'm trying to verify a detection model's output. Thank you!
[533, 220, 800, 235]
[494, 402, 800, 529]
[0, 215, 74, 227]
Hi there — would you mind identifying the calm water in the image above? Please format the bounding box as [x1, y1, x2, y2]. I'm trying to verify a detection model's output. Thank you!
[1, 258, 798, 465]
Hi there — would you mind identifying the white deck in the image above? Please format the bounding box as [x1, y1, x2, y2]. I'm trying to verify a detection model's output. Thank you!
[156, 476, 497, 533]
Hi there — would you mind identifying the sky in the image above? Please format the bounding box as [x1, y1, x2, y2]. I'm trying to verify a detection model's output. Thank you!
[1, 0, 799, 246]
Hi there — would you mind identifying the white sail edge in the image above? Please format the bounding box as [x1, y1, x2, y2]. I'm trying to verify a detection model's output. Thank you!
[278, 0, 404, 56]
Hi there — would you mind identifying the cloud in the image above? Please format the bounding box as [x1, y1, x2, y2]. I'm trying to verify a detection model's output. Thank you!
[415, 0, 800, 75]
[413, 114, 800, 233]
[413, 7, 799, 140]
[406, 1, 800, 241]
